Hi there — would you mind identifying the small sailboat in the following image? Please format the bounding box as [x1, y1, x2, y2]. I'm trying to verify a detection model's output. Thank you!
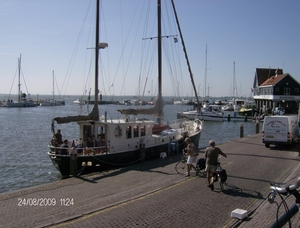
[1, 55, 37, 108]
[73, 98, 86, 105]
[39, 70, 63, 106]
[177, 45, 224, 121]
[178, 104, 225, 122]
[47, 0, 202, 177]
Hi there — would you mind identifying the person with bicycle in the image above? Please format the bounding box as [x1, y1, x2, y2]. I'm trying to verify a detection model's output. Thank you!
[184, 137, 197, 177]
[205, 140, 227, 190]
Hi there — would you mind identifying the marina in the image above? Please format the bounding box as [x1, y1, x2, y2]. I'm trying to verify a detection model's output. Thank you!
[0, 1, 299, 227]
[0, 96, 260, 194]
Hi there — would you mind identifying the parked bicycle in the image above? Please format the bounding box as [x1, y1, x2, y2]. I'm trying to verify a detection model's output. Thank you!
[212, 159, 227, 192]
[268, 177, 300, 227]
[175, 150, 206, 176]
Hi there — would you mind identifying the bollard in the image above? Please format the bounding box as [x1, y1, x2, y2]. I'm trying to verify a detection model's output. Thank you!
[244, 114, 248, 121]
[227, 114, 231, 121]
[240, 123, 244, 138]
[70, 148, 77, 177]
[256, 122, 260, 133]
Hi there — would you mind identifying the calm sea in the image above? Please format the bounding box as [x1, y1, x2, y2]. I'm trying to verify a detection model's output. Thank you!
[0, 95, 260, 194]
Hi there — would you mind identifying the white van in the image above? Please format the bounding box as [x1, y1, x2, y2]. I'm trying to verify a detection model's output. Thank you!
[262, 115, 298, 148]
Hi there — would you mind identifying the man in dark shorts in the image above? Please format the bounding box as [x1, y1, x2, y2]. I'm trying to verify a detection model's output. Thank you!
[205, 140, 227, 191]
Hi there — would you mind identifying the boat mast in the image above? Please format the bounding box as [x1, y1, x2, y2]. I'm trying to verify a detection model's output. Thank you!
[170, 0, 201, 111]
[51, 0, 103, 127]
[116, 0, 165, 118]
[18, 54, 21, 102]
[94, 0, 100, 110]
[204, 45, 207, 98]
[157, 0, 163, 124]
[52, 70, 55, 100]
[233, 61, 236, 98]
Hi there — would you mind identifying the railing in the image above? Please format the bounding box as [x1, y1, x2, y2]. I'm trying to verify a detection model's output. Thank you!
[48, 144, 108, 156]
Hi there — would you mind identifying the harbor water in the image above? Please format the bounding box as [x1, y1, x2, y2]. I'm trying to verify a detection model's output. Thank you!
[0, 95, 260, 194]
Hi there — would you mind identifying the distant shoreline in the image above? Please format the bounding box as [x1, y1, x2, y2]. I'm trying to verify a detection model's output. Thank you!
[0, 93, 252, 103]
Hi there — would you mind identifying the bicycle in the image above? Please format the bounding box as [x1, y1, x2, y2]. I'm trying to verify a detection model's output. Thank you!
[212, 160, 227, 192]
[175, 150, 206, 176]
[268, 177, 300, 227]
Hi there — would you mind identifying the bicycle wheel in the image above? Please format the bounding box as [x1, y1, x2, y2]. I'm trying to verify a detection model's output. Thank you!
[175, 161, 186, 174]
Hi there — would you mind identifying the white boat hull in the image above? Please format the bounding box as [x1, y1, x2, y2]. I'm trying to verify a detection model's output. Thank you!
[196, 113, 224, 121]
[2, 101, 37, 107]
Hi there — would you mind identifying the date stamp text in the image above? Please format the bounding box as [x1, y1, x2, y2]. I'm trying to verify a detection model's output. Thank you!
[17, 198, 74, 206]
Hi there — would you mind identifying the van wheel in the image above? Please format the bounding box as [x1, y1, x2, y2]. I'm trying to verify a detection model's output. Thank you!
[265, 143, 270, 148]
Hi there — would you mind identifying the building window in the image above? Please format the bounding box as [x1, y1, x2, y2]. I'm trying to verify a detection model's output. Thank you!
[275, 87, 279, 92]
[284, 87, 290, 95]
[295, 88, 299, 92]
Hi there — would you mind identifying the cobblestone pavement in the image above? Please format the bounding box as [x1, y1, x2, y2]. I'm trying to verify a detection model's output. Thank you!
[1, 134, 300, 228]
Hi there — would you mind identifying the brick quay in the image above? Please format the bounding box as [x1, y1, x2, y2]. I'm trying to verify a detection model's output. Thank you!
[1, 133, 300, 227]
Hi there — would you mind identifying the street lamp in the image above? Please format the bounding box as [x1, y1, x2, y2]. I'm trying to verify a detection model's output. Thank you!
[99, 43, 108, 49]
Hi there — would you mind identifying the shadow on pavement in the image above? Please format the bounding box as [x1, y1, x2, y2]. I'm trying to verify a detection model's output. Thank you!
[222, 183, 264, 200]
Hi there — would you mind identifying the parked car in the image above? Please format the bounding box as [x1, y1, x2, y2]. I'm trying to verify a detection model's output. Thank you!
[273, 107, 285, 115]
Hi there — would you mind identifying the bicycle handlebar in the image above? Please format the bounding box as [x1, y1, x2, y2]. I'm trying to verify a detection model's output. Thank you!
[270, 177, 300, 193]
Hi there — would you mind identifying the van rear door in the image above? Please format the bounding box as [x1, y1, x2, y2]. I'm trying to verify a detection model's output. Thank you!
[264, 117, 288, 143]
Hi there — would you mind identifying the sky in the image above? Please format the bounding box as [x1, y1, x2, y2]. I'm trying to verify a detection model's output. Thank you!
[1, 0, 300, 99]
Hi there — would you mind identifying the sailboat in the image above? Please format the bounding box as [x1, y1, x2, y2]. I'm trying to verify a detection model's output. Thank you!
[177, 45, 224, 121]
[1, 55, 37, 108]
[47, 0, 202, 177]
[73, 98, 86, 106]
[39, 70, 63, 106]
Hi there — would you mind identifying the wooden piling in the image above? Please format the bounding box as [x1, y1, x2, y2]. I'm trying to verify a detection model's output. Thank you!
[240, 123, 244, 138]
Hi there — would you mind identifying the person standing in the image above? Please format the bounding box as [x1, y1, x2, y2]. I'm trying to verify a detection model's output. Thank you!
[86, 136, 96, 148]
[60, 139, 69, 155]
[184, 137, 197, 177]
[76, 138, 85, 154]
[205, 140, 227, 191]
[54, 129, 63, 146]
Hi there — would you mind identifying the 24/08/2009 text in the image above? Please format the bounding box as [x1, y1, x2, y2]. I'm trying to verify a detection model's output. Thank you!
[17, 198, 74, 206]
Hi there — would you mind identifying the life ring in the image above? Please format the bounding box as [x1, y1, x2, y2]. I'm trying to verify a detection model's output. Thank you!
[114, 125, 122, 138]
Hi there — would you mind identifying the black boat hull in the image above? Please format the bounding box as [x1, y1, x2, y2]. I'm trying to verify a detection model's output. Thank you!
[48, 133, 200, 177]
